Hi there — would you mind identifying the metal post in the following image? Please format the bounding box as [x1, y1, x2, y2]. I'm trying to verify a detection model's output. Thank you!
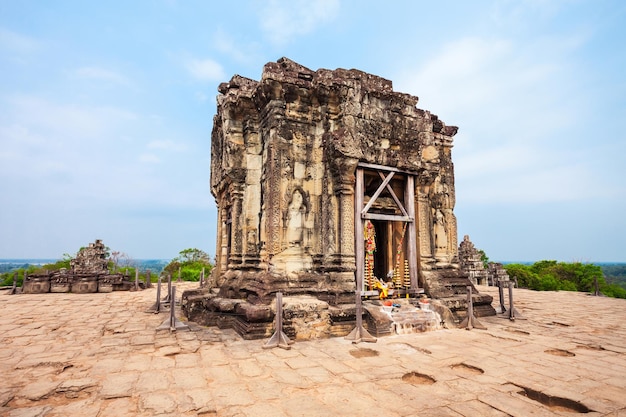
[506, 281, 525, 321]
[157, 285, 189, 331]
[498, 280, 507, 314]
[147, 275, 162, 313]
[163, 273, 172, 304]
[344, 291, 377, 343]
[169, 286, 176, 329]
[459, 286, 486, 330]
[508, 281, 515, 320]
[134, 269, 139, 291]
[9, 272, 17, 295]
[156, 275, 161, 310]
[263, 292, 294, 349]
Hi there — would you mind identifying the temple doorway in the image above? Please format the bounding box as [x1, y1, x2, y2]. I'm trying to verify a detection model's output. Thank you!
[355, 163, 421, 297]
[367, 220, 401, 282]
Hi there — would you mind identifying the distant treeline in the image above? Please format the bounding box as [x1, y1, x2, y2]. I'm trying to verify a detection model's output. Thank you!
[504, 261, 626, 299]
[0, 259, 169, 275]
[601, 263, 626, 290]
[0, 263, 33, 274]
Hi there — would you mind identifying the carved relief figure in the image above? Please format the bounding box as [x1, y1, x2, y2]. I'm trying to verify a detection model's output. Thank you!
[434, 209, 448, 251]
[430, 174, 453, 211]
[286, 189, 305, 246]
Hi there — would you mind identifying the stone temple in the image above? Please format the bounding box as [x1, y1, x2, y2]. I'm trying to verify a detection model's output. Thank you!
[183, 58, 495, 339]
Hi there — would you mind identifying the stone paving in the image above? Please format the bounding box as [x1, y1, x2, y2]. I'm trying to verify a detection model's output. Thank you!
[1, 283, 625, 416]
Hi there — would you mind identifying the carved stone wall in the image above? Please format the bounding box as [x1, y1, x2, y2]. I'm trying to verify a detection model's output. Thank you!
[209, 58, 463, 302]
[189, 58, 495, 338]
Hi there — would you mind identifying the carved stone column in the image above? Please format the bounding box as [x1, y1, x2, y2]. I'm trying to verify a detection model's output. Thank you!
[229, 185, 244, 269]
[265, 144, 283, 256]
[417, 185, 435, 269]
[335, 185, 356, 270]
[214, 204, 225, 277]
[330, 152, 358, 269]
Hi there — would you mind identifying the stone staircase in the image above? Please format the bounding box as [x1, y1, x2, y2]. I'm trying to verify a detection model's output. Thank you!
[421, 268, 496, 324]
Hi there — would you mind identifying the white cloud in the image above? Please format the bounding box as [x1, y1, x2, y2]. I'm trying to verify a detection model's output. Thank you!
[213, 28, 260, 64]
[0, 94, 148, 201]
[185, 58, 225, 81]
[490, 0, 567, 29]
[195, 91, 208, 102]
[0, 27, 39, 53]
[258, 0, 339, 45]
[457, 154, 585, 204]
[139, 153, 161, 164]
[147, 139, 188, 152]
[390, 30, 596, 207]
[394, 36, 565, 123]
[74, 66, 130, 85]
[3, 94, 136, 140]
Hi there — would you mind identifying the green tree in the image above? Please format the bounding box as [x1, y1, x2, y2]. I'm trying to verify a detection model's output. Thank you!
[164, 248, 212, 281]
[505, 260, 616, 295]
[177, 248, 211, 263]
[601, 283, 626, 299]
[477, 249, 490, 269]
[504, 263, 539, 289]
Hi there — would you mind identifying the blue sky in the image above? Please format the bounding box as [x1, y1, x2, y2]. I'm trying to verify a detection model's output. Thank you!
[1, 0, 624, 262]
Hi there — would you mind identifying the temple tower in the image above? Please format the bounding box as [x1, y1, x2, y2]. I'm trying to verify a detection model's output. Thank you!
[184, 58, 494, 339]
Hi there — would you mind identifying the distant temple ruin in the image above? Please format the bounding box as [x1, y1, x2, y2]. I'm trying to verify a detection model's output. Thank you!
[183, 58, 495, 339]
[458, 235, 489, 285]
[458, 235, 511, 286]
[22, 240, 133, 293]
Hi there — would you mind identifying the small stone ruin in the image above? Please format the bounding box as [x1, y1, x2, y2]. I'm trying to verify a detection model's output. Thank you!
[182, 58, 495, 340]
[22, 240, 133, 294]
[488, 262, 511, 286]
[458, 235, 489, 285]
[458, 235, 512, 286]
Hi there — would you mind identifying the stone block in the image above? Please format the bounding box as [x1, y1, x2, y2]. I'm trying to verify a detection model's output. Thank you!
[71, 277, 98, 293]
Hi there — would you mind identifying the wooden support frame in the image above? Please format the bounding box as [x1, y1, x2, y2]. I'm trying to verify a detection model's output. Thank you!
[354, 163, 420, 295]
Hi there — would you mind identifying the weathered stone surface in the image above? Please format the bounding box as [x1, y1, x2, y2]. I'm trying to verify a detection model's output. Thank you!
[99, 373, 137, 399]
[2, 282, 626, 416]
[18, 380, 59, 401]
[185, 57, 494, 339]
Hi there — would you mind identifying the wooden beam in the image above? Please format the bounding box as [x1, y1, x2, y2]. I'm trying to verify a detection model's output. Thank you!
[405, 175, 418, 291]
[387, 222, 394, 279]
[361, 171, 395, 215]
[357, 162, 419, 176]
[377, 171, 409, 218]
[354, 168, 365, 293]
[362, 213, 413, 222]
